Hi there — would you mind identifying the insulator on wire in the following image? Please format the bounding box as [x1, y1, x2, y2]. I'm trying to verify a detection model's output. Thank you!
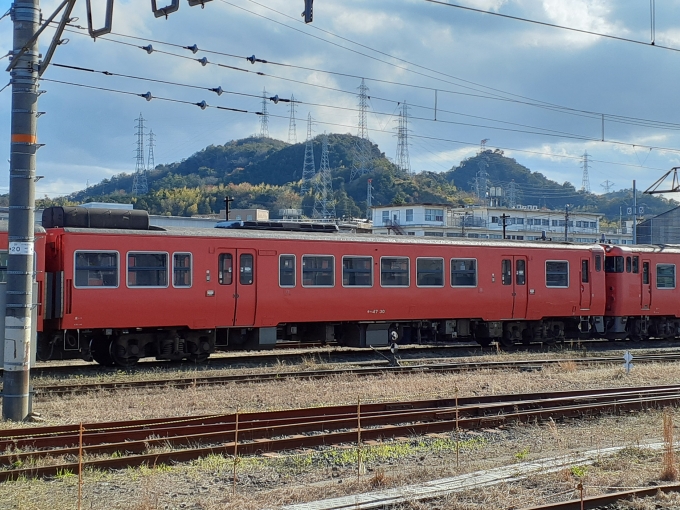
[142, 45, 154, 54]
[196, 100, 207, 110]
[198, 57, 208, 66]
[247, 55, 256, 64]
[211, 86, 223, 96]
[270, 95, 279, 104]
[140, 92, 153, 101]
[186, 44, 199, 54]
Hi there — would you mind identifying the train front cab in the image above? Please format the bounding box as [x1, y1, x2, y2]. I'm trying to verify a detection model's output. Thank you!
[603, 245, 680, 340]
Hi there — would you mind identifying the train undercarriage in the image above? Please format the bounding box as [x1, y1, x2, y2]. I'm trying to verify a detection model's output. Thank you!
[36, 315, 680, 367]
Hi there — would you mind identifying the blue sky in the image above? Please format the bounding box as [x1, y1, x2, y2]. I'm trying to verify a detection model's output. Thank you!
[2, 0, 680, 205]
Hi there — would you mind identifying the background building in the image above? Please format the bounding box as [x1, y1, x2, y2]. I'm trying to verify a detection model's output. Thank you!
[637, 206, 680, 244]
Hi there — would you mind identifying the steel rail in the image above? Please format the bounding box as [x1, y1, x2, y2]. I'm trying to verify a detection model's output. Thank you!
[1, 384, 680, 481]
[20, 353, 680, 398]
[522, 483, 680, 509]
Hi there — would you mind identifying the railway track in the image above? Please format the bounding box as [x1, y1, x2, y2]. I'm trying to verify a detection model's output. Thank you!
[1, 384, 680, 481]
[522, 483, 680, 509]
[18, 352, 680, 397]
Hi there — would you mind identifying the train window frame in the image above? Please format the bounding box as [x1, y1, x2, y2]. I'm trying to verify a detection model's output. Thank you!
[594, 254, 602, 272]
[450, 258, 477, 288]
[218, 253, 233, 285]
[172, 252, 192, 288]
[380, 256, 410, 287]
[516, 259, 526, 286]
[656, 263, 676, 289]
[626, 256, 632, 273]
[74, 250, 119, 289]
[342, 256, 373, 288]
[302, 255, 335, 288]
[501, 259, 512, 286]
[632, 256, 639, 274]
[416, 257, 444, 288]
[545, 260, 569, 288]
[126, 251, 169, 288]
[279, 254, 296, 288]
[239, 253, 254, 286]
[643, 261, 650, 285]
[605, 256, 624, 273]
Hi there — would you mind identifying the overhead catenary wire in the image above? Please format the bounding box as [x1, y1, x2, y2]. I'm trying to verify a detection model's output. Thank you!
[39, 76, 679, 169]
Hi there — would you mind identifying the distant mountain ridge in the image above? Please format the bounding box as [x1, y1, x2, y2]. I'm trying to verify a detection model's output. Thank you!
[37, 135, 678, 221]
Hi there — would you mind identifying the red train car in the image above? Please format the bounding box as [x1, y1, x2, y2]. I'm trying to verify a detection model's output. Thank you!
[37, 213, 607, 366]
[604, 245, 680, 340]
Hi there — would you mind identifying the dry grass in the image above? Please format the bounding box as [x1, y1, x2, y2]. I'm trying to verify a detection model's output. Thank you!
[661, 410, 678, 481]
[558, 359, 578, 372]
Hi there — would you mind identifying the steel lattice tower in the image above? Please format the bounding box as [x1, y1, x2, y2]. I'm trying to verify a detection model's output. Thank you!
[366, 178, 373, 220]
[132, 114, 148, 195]
[506, 180, 520, 208]
[350, 79, 372, 181]
[288, 95, 297, 144]
[581, 151, 591, 192]
[395, 102, 411, 174]
[147, 129, 156, 172]
[260, 88, 269, 138]
[314, 132, 335, 219]
[301, 113, 316, 195]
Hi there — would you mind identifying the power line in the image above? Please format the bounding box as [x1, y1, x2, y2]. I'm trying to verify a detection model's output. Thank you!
[424, 1, 680, 54]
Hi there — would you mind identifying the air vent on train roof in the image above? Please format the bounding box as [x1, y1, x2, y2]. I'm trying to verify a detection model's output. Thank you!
[215, 220, 339, 233]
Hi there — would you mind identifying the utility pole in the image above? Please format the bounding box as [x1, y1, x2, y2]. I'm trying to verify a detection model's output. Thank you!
[564, 205, 570, 242]
[3, 0, 40, 421]
[224, 196, 234, 220]
[633, 180, 637, 244]
[601, 180, 615, 194]
[501, 214, 509, 240]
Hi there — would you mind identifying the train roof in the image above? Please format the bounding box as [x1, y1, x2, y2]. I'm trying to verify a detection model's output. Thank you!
[604, 244, 680, 255]
[54, 225, 606, 251]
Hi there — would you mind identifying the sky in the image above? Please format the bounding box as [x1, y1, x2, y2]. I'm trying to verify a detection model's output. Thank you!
[2, 0, 680, 207]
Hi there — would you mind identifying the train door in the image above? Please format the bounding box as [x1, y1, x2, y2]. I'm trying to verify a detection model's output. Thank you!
[641, 260, 651, 310]
[513, 256, 528, 319]
[579, 258, 592, 310]
[501, 257, 527, 319]
[216, 249, 257, 326]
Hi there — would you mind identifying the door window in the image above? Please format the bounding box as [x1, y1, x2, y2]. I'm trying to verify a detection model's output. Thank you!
[501, 259, 512, 285]
[240, 254, 254, 285]
[516, 260, 526, 285]
[218, 254, 233, 285]
[643, 262, 650, 285]
[581, 259, 589, 283]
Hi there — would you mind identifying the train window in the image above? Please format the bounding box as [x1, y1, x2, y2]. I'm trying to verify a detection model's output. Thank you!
[240, 254, 254, 285]
[501, 259, 511, 285]
[451, 259, 477, 287]
[656, 264, 675, 289]
[75, 251, 118, 288]
[417, 258, 444, 287]
[581, 260, 589, 283]
[632, 256, 639, 274]
[127, 252, 168, 287]
[279, 255, 295, 287]
[381, 257, 409, 287]
[626, 257, 632, 273]
[0, 251, 7, 283]
[643, 262, 650, 285]
[546, 261, 569, 288]
[343, 256, 373, 287]
[595, 254, 602, 272]
[218, 254, 233, 285]
[172, 253, 192, 287]
[302, 256, 334, 287]
[605, 256, 624, 273]
[516, 260, 526, 285]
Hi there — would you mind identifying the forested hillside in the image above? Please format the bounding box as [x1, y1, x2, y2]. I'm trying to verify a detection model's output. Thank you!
[36, 136, 679, 221]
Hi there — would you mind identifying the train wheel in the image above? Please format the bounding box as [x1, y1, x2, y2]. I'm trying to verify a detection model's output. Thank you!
[499, 332, 514, 348]
[110, 338, 140, 368]
[90, 337, 115, 367]
[187, 353, 210, 363]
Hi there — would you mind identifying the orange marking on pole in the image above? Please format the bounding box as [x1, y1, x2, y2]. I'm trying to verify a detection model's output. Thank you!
[11, 134, 37, 144]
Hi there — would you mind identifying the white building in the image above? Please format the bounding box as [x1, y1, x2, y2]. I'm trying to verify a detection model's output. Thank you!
[371, 203, 634, 244]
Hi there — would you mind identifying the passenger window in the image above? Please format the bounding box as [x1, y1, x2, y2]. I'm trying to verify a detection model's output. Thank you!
[516, 260, 526, 285]
[302, 255, 334, 287]
[595, 254, 601, 272]
[381, 257, 409, 287]
[643, 262, 650, 285]
[343, 257, 373, 287]
[451, 259, 477, 287]
[173, 253, 192, 287]
[626, 256, 632, 273]
[581, 260, 589, 283]
[279, 255, 295, 287]
[240, 254, 254, 285]
[218, 254, 233, 285]
[417, 258, 444, 287]
[127, 252, 167, 287]
[656, 264, 675, 289]
[632, 256, 639, 274]
[501, 259, 512, 286]
[75, 251, 118, 288]
[546, 261, 569, 288]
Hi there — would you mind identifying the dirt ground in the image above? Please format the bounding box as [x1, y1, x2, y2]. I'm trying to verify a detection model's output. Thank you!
[3, 356, 680, 509]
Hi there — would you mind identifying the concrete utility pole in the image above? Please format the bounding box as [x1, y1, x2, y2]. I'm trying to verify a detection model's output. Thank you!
[633, 180, 637, 244]
[501, 213, 509, 240]
[4, 0, 40, 421]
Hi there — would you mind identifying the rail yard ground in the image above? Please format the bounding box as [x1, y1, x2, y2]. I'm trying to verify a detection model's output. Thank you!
[4, 349, 680, 509]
